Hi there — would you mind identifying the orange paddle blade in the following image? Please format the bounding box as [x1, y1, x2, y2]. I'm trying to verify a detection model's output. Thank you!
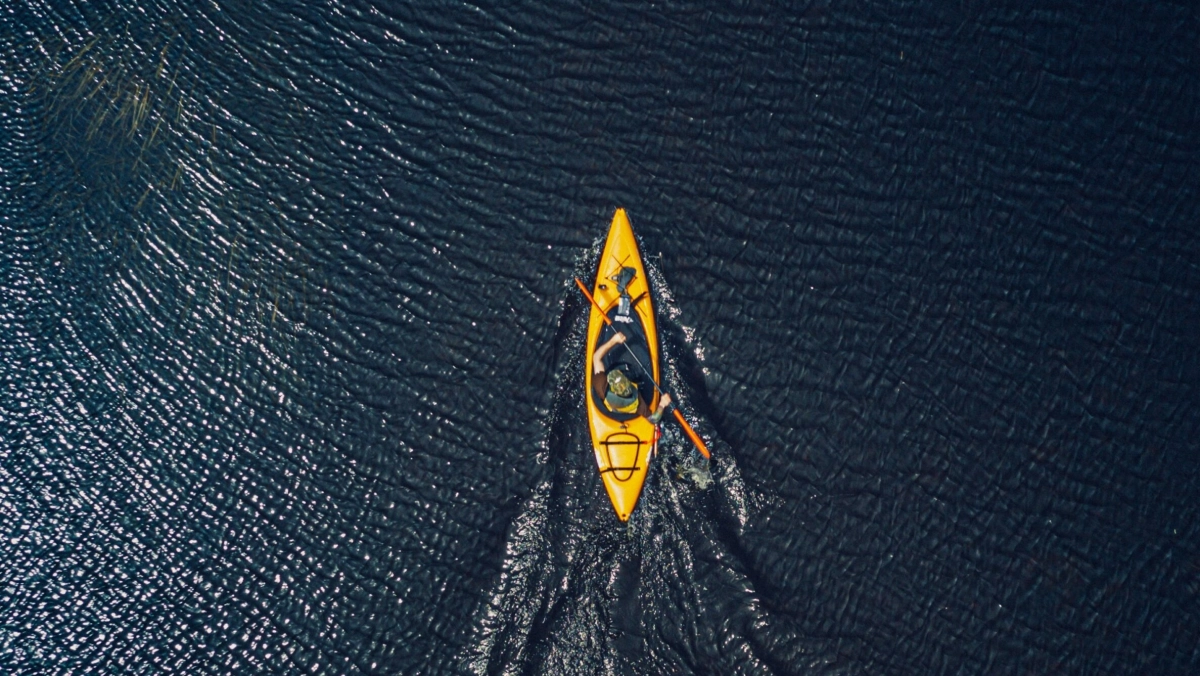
[673, 409, 711, 459]
[574, 277, 613, 326]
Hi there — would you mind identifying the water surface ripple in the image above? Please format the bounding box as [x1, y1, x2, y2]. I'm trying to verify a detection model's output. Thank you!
[2, 0, 1198, 674]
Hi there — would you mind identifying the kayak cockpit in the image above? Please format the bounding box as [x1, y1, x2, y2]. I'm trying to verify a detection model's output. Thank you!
[591, 306, 656, 423]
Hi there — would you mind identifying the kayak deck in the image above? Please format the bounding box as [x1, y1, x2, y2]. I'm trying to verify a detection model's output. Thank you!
[584, 209, 660, 522]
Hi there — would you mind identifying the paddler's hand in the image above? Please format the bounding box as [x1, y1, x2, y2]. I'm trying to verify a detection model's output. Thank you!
[648, 393, 672, 424]
[607, 333, 627, 347]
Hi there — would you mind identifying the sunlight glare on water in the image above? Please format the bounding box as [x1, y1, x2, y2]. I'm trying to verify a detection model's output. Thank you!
[2, 0, 1198, 674]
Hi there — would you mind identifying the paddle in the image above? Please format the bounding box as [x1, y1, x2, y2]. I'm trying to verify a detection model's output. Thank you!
[574, 277, 712, 460]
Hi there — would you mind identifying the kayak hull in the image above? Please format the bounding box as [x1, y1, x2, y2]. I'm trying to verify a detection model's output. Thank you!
[585, 209, 660, 522]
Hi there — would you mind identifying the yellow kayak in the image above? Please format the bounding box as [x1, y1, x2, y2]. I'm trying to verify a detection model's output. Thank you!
[583, 209, 661, 522]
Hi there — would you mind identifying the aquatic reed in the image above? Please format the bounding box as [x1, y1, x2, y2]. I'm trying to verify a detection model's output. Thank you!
[32, 25, 198, 201]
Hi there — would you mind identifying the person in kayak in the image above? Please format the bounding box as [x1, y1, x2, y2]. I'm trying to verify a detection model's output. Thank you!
[592, 332, 671, 423]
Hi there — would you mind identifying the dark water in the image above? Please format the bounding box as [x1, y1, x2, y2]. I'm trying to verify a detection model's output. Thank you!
[3, 0, 1199, 673]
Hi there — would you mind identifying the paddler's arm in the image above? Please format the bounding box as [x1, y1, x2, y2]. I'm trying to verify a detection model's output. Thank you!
[592, 333, 626, 400]
[591, 332, 626, 374]
[643, 393, 672, 424]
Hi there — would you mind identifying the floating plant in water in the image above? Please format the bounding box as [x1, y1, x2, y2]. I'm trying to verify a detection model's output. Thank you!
[31, 23, 205, 205]
[27, 21, 315, 340]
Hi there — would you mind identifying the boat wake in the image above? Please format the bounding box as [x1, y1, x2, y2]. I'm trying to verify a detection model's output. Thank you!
[463, 246, 785, 675]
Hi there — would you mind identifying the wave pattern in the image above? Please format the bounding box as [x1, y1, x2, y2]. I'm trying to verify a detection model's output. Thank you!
[2, 0, 1198, 674]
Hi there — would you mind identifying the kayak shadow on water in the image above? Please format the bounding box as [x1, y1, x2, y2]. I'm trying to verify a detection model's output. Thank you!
[463, 245, 783, 675]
